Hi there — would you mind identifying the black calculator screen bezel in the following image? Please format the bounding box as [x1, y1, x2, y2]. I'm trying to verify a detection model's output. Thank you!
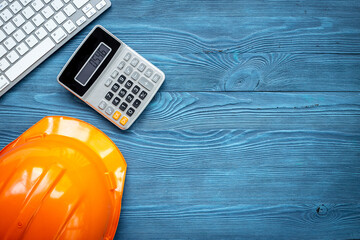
[59, 27, 121, 97]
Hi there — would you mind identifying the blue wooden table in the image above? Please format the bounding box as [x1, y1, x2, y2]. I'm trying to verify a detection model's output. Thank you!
[1, 0, 360, 239]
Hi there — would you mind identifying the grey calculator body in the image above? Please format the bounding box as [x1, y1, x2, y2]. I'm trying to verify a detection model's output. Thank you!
[57, 25, 165, 130]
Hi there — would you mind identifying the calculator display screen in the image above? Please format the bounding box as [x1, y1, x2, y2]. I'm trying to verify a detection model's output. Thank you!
[75, 43, 111, 86]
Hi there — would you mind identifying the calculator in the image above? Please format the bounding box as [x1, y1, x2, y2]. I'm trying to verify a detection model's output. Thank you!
[57, 25, 165, 130]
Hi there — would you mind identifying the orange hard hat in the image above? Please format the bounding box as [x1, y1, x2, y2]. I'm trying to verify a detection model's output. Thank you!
[0, 116, 127, 240]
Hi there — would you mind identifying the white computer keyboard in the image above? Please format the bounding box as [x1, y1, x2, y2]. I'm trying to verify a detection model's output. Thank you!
[0, 0, 111, 97]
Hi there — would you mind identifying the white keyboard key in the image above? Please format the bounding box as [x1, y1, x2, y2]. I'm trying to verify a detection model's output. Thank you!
[43, 0, 51, 3]
[14, 29, 26, 42]
[35, 27, 47, 40]
[32, 13, 44, 26]
[54, 11, 66, 24]
[0, 19, 3, 26]
[64, 0, 70, 2]
[13, 13, 25, 26]
[86, 8, 96, 18]
[44, 19, 56, 32]
[0, 58, 10, 71]
[3, 22, 15, 34]
[0, 1, 8, 11]
[6, 50, 19, 63]
[16, 42, 29, 55]
[82, 3, 92, 13]
[5, 37, 55, 81]
[63, 19, 76, 33]
[41, 5, 54, 18]
[51, 0, 63, 11]
[75, 15, 86, 26]
[31, 0, 44, 11]
[22, 6, 34, 19]
[1, 9, 13, 22]
[4, 37, 16, 50]
[96, 0, 106, 10]
[64, 3, 75, 16]
[51, 27, 67, 43]
[0, 75, 9, 91]
[22, 21, 35, 34]
[0, 29, 4, 42]
[10, 1, 22, 14]
[25, 34, 38, 47]
[73, 0, 88, 8]
[0, 45, 6, 57]
[19, 0, 31, 6]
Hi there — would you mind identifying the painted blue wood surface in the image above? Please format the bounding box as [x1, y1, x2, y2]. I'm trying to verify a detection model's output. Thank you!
[0, 0, 360, 239]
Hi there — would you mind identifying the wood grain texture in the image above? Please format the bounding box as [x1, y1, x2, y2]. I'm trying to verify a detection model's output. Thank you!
[0, 0, 360, 239]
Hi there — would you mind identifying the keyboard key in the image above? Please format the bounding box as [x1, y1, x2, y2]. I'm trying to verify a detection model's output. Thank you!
[22, 6, 34, 19]
[3, 22, 16, 34]
[35, 27, 47, 40]
[118, 88, 126, 98]
[1, 9, 13, 22]
[98, 100, 106, 110]
[32, 13, 45, 26]
[96, 0, 106, 10]
[12, 13, 25, 26]
[82, 3, 92, 13]
[75, 15, 86, 26]
[45, 19, 56, 32]
[31, 0, 44, 11]
[152, 74, 160, 83]
[25, 35, 38, 47]
[144, 68, 153, 78]
[117, 61, 125, 70]
[4, 37, 16, 50]
[111, 83, 120, 92]
[126, 107, 135, 117]
[0, 58, 10, 71]
[139, 77, 154, 91]
[0, 1, 8, 11]
[118, 75, 126, 84]
[125, 80, 133, 89]
[6, 50, 19, 63]
[112, 111, 121, 120]
[139, 90, 147, 100]
[41, 6, 54, 18]
[105, 91, 113, 100]
[64, 4, 76, 16]
[105, 106, 114, 115]
[132, 85, 140, 95]
[9, 1, 22, 14]
[51, 27, 67, 43]
[0, 29, 5, 41]
[0, 45, 6, 57]
[130, 58, 139, 67]
[104, 78, 112, 87]
[112, 97, 120, 106]
[125, 94, 134, 103]
[124, 53, 131, 61]
[51, 0, 63, 11]
[19, 0, 31, 6]
[111, 70, 119, 78]
[16, 42, 29, 55]
[63, 19, 76, 33]
[54, 11, 66, 24]
[73, 0, 89, 8]
[22, 21, 35, 34]
[137, 63, 146, 72]
[132, 99, 141, 108]
[5, 37, 55, 81]
[0, 75, 9, 91]
[120, 116, 128, 126]
[85, 8, 96, 17]
[119, 102, 128, 111]
[124, 66, 133, 75]
[131, 71, 140, 80]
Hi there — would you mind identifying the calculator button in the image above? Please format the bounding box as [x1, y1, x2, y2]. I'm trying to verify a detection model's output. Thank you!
[118, 75, 126, 84]
[120, 116, 128, 126]
[125, 94, 134, 103]
[124, 53, 131, 61]
[137, 63, 146, 72]
[126, 107, 135, 117]
[119, 102, 128, 111]
[104, 78, 112, 87]
[112, 97, 120, 106]
[117, 61, 125, 70]
[124, 66, 133, 75]
[113, 111, 121, 120]
[139, 77, 154, 91]
[105, 91, 114, 101]
[131, 71, 140, 81]
[111, 83, 120, 92]
[139, 91, 147, 100]
[133, 99, 141, 108]
[119, 88, 127, 98]
[144, 68, 153, 78]
[125, 80, 133, 89]
[111, 70, 119, 78]
[130, 58, 139, 67]
[105, 106, 114, 115]
[152, 74, 160, 83]
[132, 85, 140, 95]
[98, 100, 107, 110]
